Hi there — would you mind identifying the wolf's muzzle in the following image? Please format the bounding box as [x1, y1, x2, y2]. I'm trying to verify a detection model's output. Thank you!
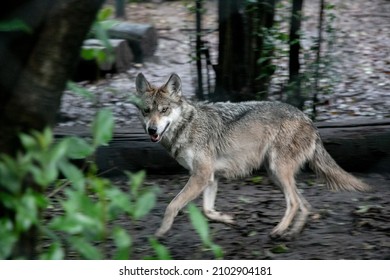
[147, 126, 158, 136]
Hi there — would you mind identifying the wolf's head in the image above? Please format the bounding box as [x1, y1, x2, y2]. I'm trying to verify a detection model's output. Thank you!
[134, 73, 183, 143]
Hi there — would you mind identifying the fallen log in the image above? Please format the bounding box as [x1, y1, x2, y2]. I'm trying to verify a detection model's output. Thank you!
[107, 22, 158, 62]
[315, 119, 390, 174]
[55, 119, 390, 175]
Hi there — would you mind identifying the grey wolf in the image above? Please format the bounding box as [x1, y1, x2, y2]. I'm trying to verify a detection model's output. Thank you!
[134, 73, 370, 239]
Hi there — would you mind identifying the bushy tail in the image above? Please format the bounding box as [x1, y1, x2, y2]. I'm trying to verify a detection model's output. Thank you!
[310, 140, 370, 192]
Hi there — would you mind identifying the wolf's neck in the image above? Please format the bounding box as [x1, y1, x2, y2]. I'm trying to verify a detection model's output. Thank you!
[161, 102, 196, 157]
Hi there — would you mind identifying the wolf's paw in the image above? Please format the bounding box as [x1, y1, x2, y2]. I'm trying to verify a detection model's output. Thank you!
[155, 227, 168, 239]
[269, 229, 296, 241]
[204, 210, 235, 224]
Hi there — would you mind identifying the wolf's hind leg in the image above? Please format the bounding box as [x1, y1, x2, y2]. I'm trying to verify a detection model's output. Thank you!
[203, 178, 235, 224]
[287, 188, 311, 234]
[267, 162, 304, 239]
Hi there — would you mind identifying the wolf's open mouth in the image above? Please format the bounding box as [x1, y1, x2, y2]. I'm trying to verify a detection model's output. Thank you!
[150, 122, 170, 143]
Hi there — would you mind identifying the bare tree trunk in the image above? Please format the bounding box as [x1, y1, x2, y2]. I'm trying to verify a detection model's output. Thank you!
[115, 0, 126, 19]
[312, 0, 325, 120]
[287, 0, 304, 109]
[195, 0, 204, 100]
[0, 0, 104, 259]
[214, 0, 246, 101]
[214, 0, 275, 102]
[245, 0, 276, 101]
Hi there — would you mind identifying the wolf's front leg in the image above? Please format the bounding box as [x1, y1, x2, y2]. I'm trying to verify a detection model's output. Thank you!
[155, 167, 212, 237]
[203, 178, 235, 224]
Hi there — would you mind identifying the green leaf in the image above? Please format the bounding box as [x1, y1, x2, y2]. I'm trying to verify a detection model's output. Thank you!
[29, 165, 45, 187]
[106, 188, 132, 216]
[81, 48, 96, 60]
[188, 203, 209, 243]
[41, 127, 54, 149]
[40, 242, 64, 260]
[187, 204, 223, 259]
[0, 219, 17, 259]
[96, 49, 108, 64]
[15, 192, 40, 231]
[0, 156, 24, 193]
[69, 236, 103, 259]
[126, 170, 146, 198]
[209, 243, 223, 259]
[92, 108, 114, 147]
[99, 19, 120, 30]
[19, 133, 37, 150]
[113, 227, 132, 260]
[251, 176, 263, 184]
[0, 19, 32, 33]
[149, 237, 172, 260]
[72, 212, 101, 231]
[92, 21, 113, 54]
[50, 216, 83, 235]
[48, 139, 69, 163]
[97, 6, 114, 21]
[43, 161, 59, 185]
[58, 161, 85, 190]
[271, 244, 289, 254]
[67, 81, 94, 100]
[65, 136, 94, 159]
[133, 192, 156, 219]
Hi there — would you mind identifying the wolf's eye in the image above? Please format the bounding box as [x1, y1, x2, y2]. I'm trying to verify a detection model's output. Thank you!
[143, 108, 150, 114]
[161, 107, 168, 113]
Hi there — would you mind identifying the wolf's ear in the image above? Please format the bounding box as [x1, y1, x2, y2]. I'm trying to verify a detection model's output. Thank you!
[163, 73, 182, 97]
[135, 73, 151, 94]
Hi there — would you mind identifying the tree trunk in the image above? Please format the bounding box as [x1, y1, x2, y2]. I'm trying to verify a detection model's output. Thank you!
[115, 0, 126, 19]
[195, 0, 205, 100]
[213, 0, 246, 101]
[312, 0, 325, 120]
[245, 0, 276, 101]
[0, 0, 104, 259]
[287, 0, 304, 109]
[214, 0, 276, 102]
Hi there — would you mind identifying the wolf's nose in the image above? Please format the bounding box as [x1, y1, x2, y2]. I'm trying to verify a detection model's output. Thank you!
[148, 126, 158, 135]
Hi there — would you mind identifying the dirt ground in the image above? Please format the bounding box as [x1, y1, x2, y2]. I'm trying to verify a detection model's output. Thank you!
[114, 172, 390, 260]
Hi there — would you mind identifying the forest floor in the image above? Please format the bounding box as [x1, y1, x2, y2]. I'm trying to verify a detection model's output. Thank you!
[56, 0, 390, 259]
[120, 173, 390, 260]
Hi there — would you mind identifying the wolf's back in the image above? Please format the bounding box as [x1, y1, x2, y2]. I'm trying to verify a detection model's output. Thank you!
[309, 138, 370, 192]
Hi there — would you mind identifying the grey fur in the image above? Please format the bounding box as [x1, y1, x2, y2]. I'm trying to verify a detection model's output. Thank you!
[134, 73, 370, 239]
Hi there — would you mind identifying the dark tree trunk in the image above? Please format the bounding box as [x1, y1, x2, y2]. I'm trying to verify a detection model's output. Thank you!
[195, 0, 204, 100]
[214, 0, 246, 101]
[0, 0, 104, 259]
[312, 0, 325, 120]
[214, 0, 276, 102]
[115, 0, 126, 19]
[245, 0, 276, 101]
[287, 0, 304, 109]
